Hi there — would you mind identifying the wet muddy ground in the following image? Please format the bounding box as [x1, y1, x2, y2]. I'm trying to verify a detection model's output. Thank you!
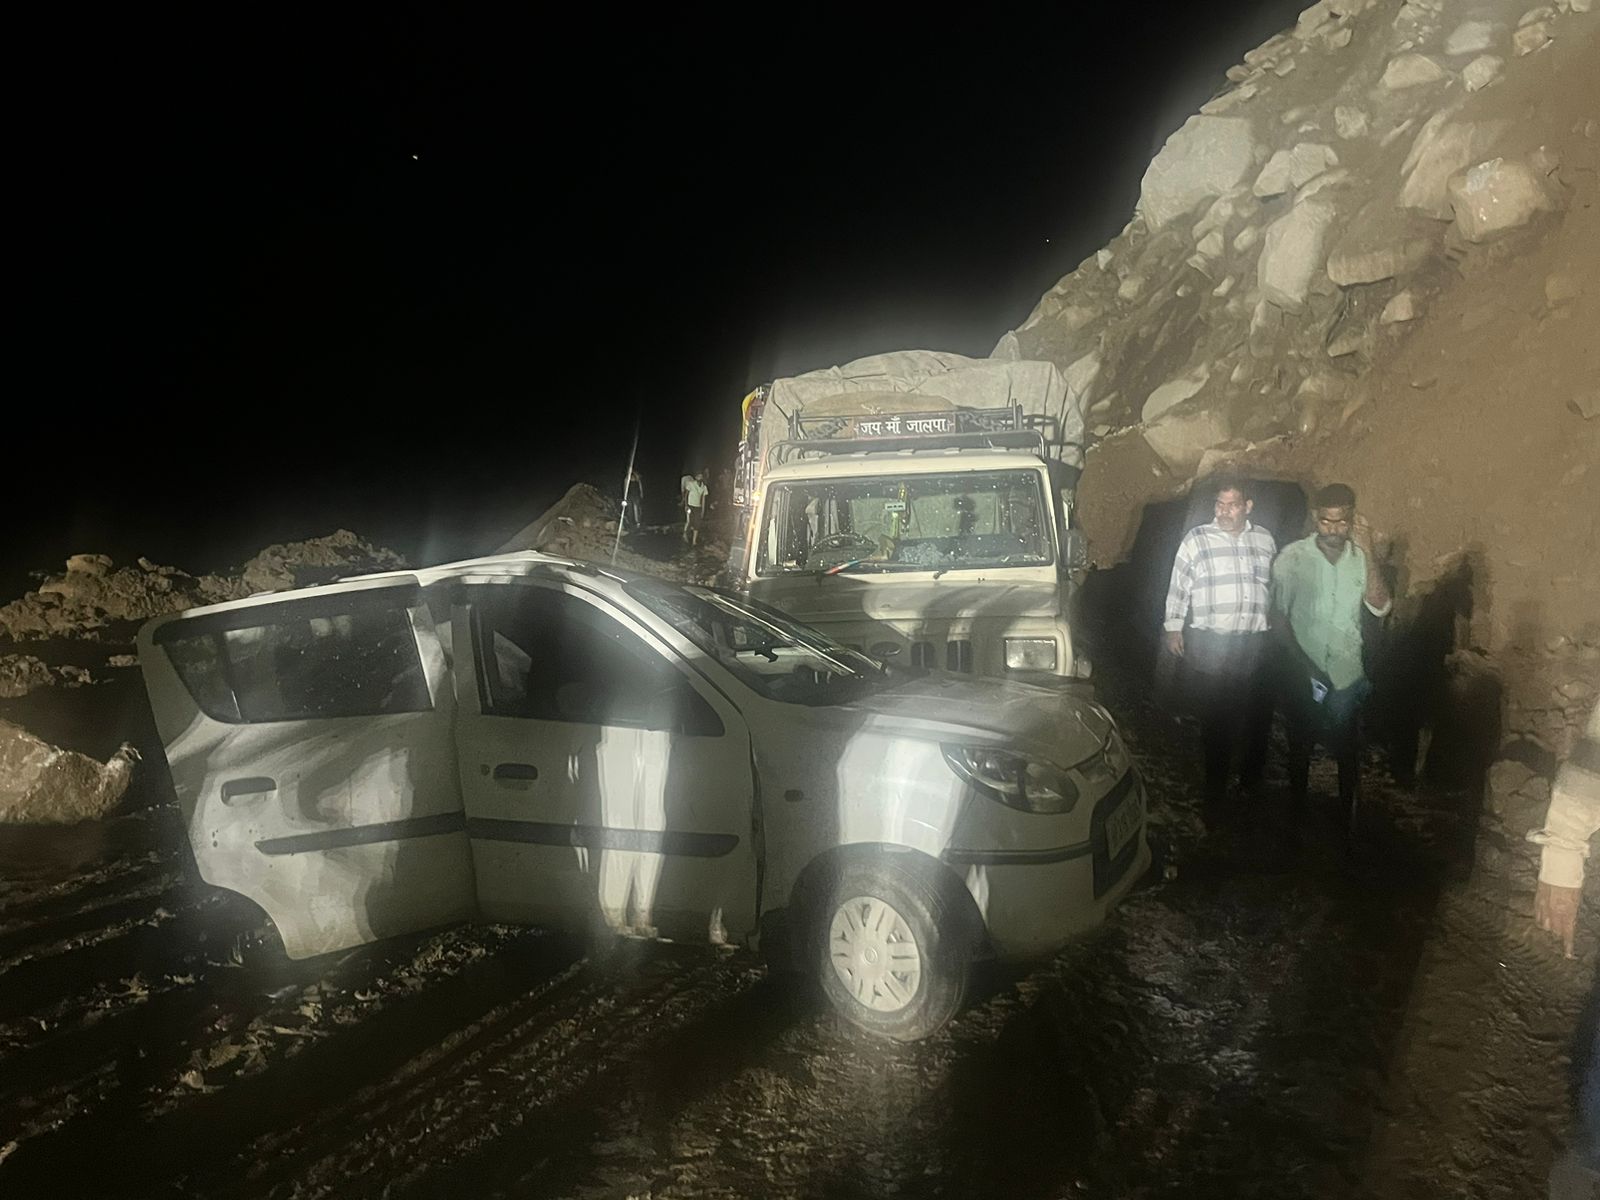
[1, 639, 1592, 1198]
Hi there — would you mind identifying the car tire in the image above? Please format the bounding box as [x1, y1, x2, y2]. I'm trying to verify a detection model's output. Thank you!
[813, 855, 971, 1042]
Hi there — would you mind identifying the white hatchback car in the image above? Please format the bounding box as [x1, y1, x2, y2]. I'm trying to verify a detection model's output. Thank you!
[137, 552, 1149, 1040]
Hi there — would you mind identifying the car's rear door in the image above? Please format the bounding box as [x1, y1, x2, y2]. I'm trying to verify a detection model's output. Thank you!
[138, 579, 476, 959]
[450, 576, 758, 945]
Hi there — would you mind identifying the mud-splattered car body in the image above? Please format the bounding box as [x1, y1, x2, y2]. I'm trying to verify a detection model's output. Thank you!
[136, 552, 1148, 1037]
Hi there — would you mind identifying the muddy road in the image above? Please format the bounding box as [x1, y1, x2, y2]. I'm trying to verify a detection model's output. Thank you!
[1, 638, 1591, 1199]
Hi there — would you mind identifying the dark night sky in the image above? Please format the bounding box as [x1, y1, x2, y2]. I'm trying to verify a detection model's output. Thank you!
[11, 3, 1306, 593]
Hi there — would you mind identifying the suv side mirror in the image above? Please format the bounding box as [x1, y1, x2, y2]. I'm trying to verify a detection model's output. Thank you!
[1063, 528, 1089, 571]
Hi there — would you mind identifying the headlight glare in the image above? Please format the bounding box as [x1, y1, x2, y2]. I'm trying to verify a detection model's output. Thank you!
[1004, 637, 1058, 672]
[942, 745, 1079, 813]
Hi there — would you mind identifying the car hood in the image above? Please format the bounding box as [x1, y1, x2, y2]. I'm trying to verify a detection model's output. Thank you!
[754, 577, 1060, 623]
[833, 670, 1111, 766]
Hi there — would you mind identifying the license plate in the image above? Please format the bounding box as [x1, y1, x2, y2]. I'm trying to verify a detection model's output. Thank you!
[1105, 790, 1141, 860]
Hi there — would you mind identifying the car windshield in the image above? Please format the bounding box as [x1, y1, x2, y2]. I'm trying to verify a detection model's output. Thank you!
[756, 468, 1053, 575]
[624, 579, 888, 706]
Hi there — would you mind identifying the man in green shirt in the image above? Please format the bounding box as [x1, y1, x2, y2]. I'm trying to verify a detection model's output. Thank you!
[1271, 483, 1392, 822]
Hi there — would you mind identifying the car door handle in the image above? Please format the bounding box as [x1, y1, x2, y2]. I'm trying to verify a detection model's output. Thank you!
[221, 776, 276, 805]
[490, 763, 539, 783]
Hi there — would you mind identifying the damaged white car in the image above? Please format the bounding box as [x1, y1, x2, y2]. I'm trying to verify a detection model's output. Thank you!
[137, 552, 1149, 1040]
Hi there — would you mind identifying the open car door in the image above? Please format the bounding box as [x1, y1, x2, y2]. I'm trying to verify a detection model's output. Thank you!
[450, 576, 759, 946]
[138, 579, 476, 959]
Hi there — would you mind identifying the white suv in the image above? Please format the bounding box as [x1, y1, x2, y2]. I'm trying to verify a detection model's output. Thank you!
[137, 552, 1148, 1040]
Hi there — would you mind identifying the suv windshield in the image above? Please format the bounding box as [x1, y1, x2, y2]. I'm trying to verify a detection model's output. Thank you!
[756, 468, 1052, 575]
[624, 580, 887, 706]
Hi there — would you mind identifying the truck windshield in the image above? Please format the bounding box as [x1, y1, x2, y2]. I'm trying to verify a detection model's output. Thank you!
[624, 580, 888, 706]
[756, 469, 1053, 576]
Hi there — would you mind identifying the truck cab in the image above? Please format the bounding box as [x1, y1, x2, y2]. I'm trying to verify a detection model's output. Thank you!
[741, 403, 1091, 684]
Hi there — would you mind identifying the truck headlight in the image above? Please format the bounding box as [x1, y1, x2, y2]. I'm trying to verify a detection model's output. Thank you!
[942, 745, 1079, 814]
[1004, 638, 1058, 672]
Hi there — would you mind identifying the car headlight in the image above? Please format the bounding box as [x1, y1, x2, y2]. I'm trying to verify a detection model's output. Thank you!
[942, 745, 1079, 814]
[1004, 638, 1058, 672]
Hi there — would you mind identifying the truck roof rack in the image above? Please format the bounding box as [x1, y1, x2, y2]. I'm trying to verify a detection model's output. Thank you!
[771, 403, 1045, 464]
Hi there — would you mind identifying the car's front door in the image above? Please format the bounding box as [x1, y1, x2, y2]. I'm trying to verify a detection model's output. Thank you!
[138, 580, 477, 959]
[451, 578, 758, 945]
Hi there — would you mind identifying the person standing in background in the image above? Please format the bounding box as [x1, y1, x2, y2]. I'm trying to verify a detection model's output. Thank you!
[680, 468, 708, 547]
[1270, 483, 1391, 827]
[625, 469, 645, 530]
[1161, 477, 1278, 808]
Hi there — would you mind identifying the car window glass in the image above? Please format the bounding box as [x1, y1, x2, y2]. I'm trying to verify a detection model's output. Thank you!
[163, 599, 431, 723]
[470, 585, 721, 735]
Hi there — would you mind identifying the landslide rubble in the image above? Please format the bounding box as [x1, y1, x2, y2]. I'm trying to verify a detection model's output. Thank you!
[0, 532, 407, 646]
[495, 482, 731, 583]
[0, 531, 407, 824]
[994, 0, 1598, 744]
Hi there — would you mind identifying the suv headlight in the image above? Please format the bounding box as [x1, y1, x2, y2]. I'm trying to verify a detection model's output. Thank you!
[942, 745, 1079, 814]
[1004, 638, 1058, 672]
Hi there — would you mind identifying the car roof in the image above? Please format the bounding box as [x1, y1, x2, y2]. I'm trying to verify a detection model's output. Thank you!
[144, 551, 659, 622]
[762, 448, 1046, 481]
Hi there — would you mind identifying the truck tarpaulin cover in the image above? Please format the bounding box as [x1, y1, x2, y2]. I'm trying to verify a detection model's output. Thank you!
[763, 351, 1085, 468]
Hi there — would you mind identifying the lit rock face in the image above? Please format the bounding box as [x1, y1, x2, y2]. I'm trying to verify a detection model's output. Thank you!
[1258, 199, 1336, 311]
[1253, 142, 1339, 197]
[990, 0, 1598, 692]
[1448, 156, 1558, 241]
[1137, 116, 1258, 231]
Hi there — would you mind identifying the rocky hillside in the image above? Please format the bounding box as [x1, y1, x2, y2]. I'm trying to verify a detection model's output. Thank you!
[996, 0, 1597, 755]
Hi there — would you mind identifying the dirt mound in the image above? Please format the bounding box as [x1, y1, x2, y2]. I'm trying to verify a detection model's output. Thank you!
[497, 483, 729, 583]
[998, 0, 1597, 723]
[0, 531, 407, 647]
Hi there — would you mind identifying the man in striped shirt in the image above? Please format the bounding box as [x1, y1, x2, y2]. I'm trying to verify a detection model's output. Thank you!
[1163, 478, 1278, 805]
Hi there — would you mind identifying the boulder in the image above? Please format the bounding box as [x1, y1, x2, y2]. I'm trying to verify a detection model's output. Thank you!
[1381, 290, 1420, 322]
[1381, 54, 1446, 89]
[1138, 116, 1258, 230]
[1448, 157, 1556, 242]
[1400, 115, 1508, 219]
[1192, 188, 1258, 241]
[1513, 21, 1551, 55]
[1065, 350, 1103, 404]
[1335, 106, 1369, 139]
[1444, 20, 1500, 55]
[1296, 1, 1333, 38]
[1572, 390, 1600, 420]
[65, 553, 113, 577]
[1327, 234, 1435, 284]
[1141, 367, 1212, 424]
[1488, 759, 1535, 798]
[1462, 55, 1504, 92]
[1253, 142, 1339, 197]
[1257, 200, 1337, 311]
[0, 721, 138, 825]
[1143, 408, 1232, 475]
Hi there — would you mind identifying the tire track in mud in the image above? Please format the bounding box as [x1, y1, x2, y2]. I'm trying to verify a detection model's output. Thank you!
[0, 859, 176, 944]
[0, 927, 588, 1196]
[0, 888, 235, 1023]
[233, 949, 761, 1199]
[0, 876, 184, 970]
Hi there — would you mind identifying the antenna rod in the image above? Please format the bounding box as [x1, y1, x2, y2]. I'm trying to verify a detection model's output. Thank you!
[611, 414, 641, 565]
